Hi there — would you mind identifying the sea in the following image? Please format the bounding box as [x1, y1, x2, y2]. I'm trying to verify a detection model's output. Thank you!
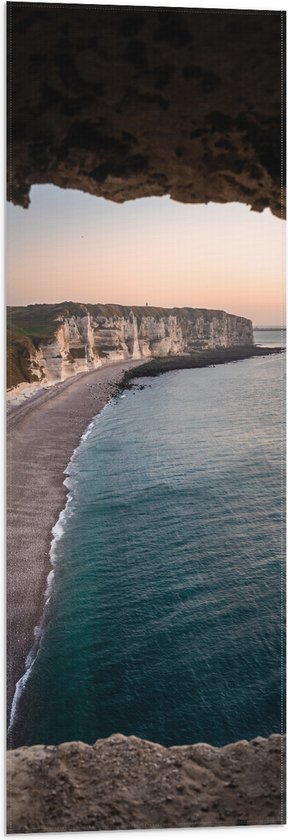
[9, 329, 286, 748]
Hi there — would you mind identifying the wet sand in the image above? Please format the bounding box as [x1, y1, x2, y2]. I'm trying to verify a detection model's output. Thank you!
[7, 360, 141, 720]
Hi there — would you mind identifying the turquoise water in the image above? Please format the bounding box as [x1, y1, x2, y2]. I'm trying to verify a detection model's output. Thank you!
[10, 353, 285, 748]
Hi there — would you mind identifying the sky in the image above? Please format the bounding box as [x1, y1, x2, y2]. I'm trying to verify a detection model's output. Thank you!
[6, 184, 285, 327]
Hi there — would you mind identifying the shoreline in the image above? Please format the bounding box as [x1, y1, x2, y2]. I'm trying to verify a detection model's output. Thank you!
[121, 344, 284, 384]
[7, 359, 141, 725]
[7, 345, 283, 730]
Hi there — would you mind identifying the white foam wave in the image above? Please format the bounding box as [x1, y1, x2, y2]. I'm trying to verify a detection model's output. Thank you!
[64, 397, 113, 474]
[8, 623, 44, 733]
[50, 491, 73, 566]
[8, 396, 115, 737]
[45, 569, 55, 600]
[8, 664, 35, 736]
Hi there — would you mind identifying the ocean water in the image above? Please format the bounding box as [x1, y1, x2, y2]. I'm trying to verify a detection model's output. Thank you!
[254, 328, 286, 348]
[10, 352, 285, 748]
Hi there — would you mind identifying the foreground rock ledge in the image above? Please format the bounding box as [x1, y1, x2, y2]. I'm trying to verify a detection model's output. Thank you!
[8, 6, 284, 217]
[7, 733, 285, 832]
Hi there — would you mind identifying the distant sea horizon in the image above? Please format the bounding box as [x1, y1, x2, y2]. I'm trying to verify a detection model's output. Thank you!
[253, 328, 286, 350]
[254, 326, 285, 330]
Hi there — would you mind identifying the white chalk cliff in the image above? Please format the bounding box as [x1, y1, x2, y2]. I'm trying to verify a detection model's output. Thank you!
[9, 304, 254, 390]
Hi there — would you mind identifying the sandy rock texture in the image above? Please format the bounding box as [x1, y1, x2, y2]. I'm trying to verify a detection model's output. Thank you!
[7, 5, 284, 217]
[7, 733, 285, 832]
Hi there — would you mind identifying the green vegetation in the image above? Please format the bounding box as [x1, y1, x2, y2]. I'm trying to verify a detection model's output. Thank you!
[7, 302, 90, 387]
[7, 329, 37, 389]
[7, 302, 82, 341]
[7, 304, 62, 388]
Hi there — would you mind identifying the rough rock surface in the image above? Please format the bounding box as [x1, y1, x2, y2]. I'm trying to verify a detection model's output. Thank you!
[7, 5, 285, 217]
[8, 302, 254, 390]
[7, 733, 286, 832]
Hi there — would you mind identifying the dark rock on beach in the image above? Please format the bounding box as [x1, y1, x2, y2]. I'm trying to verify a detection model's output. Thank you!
[122, 344, 284, 382]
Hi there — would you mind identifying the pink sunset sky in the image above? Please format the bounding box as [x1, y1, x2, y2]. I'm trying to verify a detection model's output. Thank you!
[7, 185, 285, 326]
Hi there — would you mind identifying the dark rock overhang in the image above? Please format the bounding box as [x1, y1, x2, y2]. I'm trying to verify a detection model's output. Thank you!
[7, 3, 286, 217]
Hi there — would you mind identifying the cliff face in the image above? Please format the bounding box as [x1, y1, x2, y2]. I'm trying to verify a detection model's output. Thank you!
[7, 733, 285, 833]
[7, 304, 254, 389]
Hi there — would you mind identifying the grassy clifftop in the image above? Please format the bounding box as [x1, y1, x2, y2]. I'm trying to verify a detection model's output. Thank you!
[7, 305, 62, 388]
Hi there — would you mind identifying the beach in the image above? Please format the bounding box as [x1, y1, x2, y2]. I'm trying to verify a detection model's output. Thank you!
[7, 360, 141, 721]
